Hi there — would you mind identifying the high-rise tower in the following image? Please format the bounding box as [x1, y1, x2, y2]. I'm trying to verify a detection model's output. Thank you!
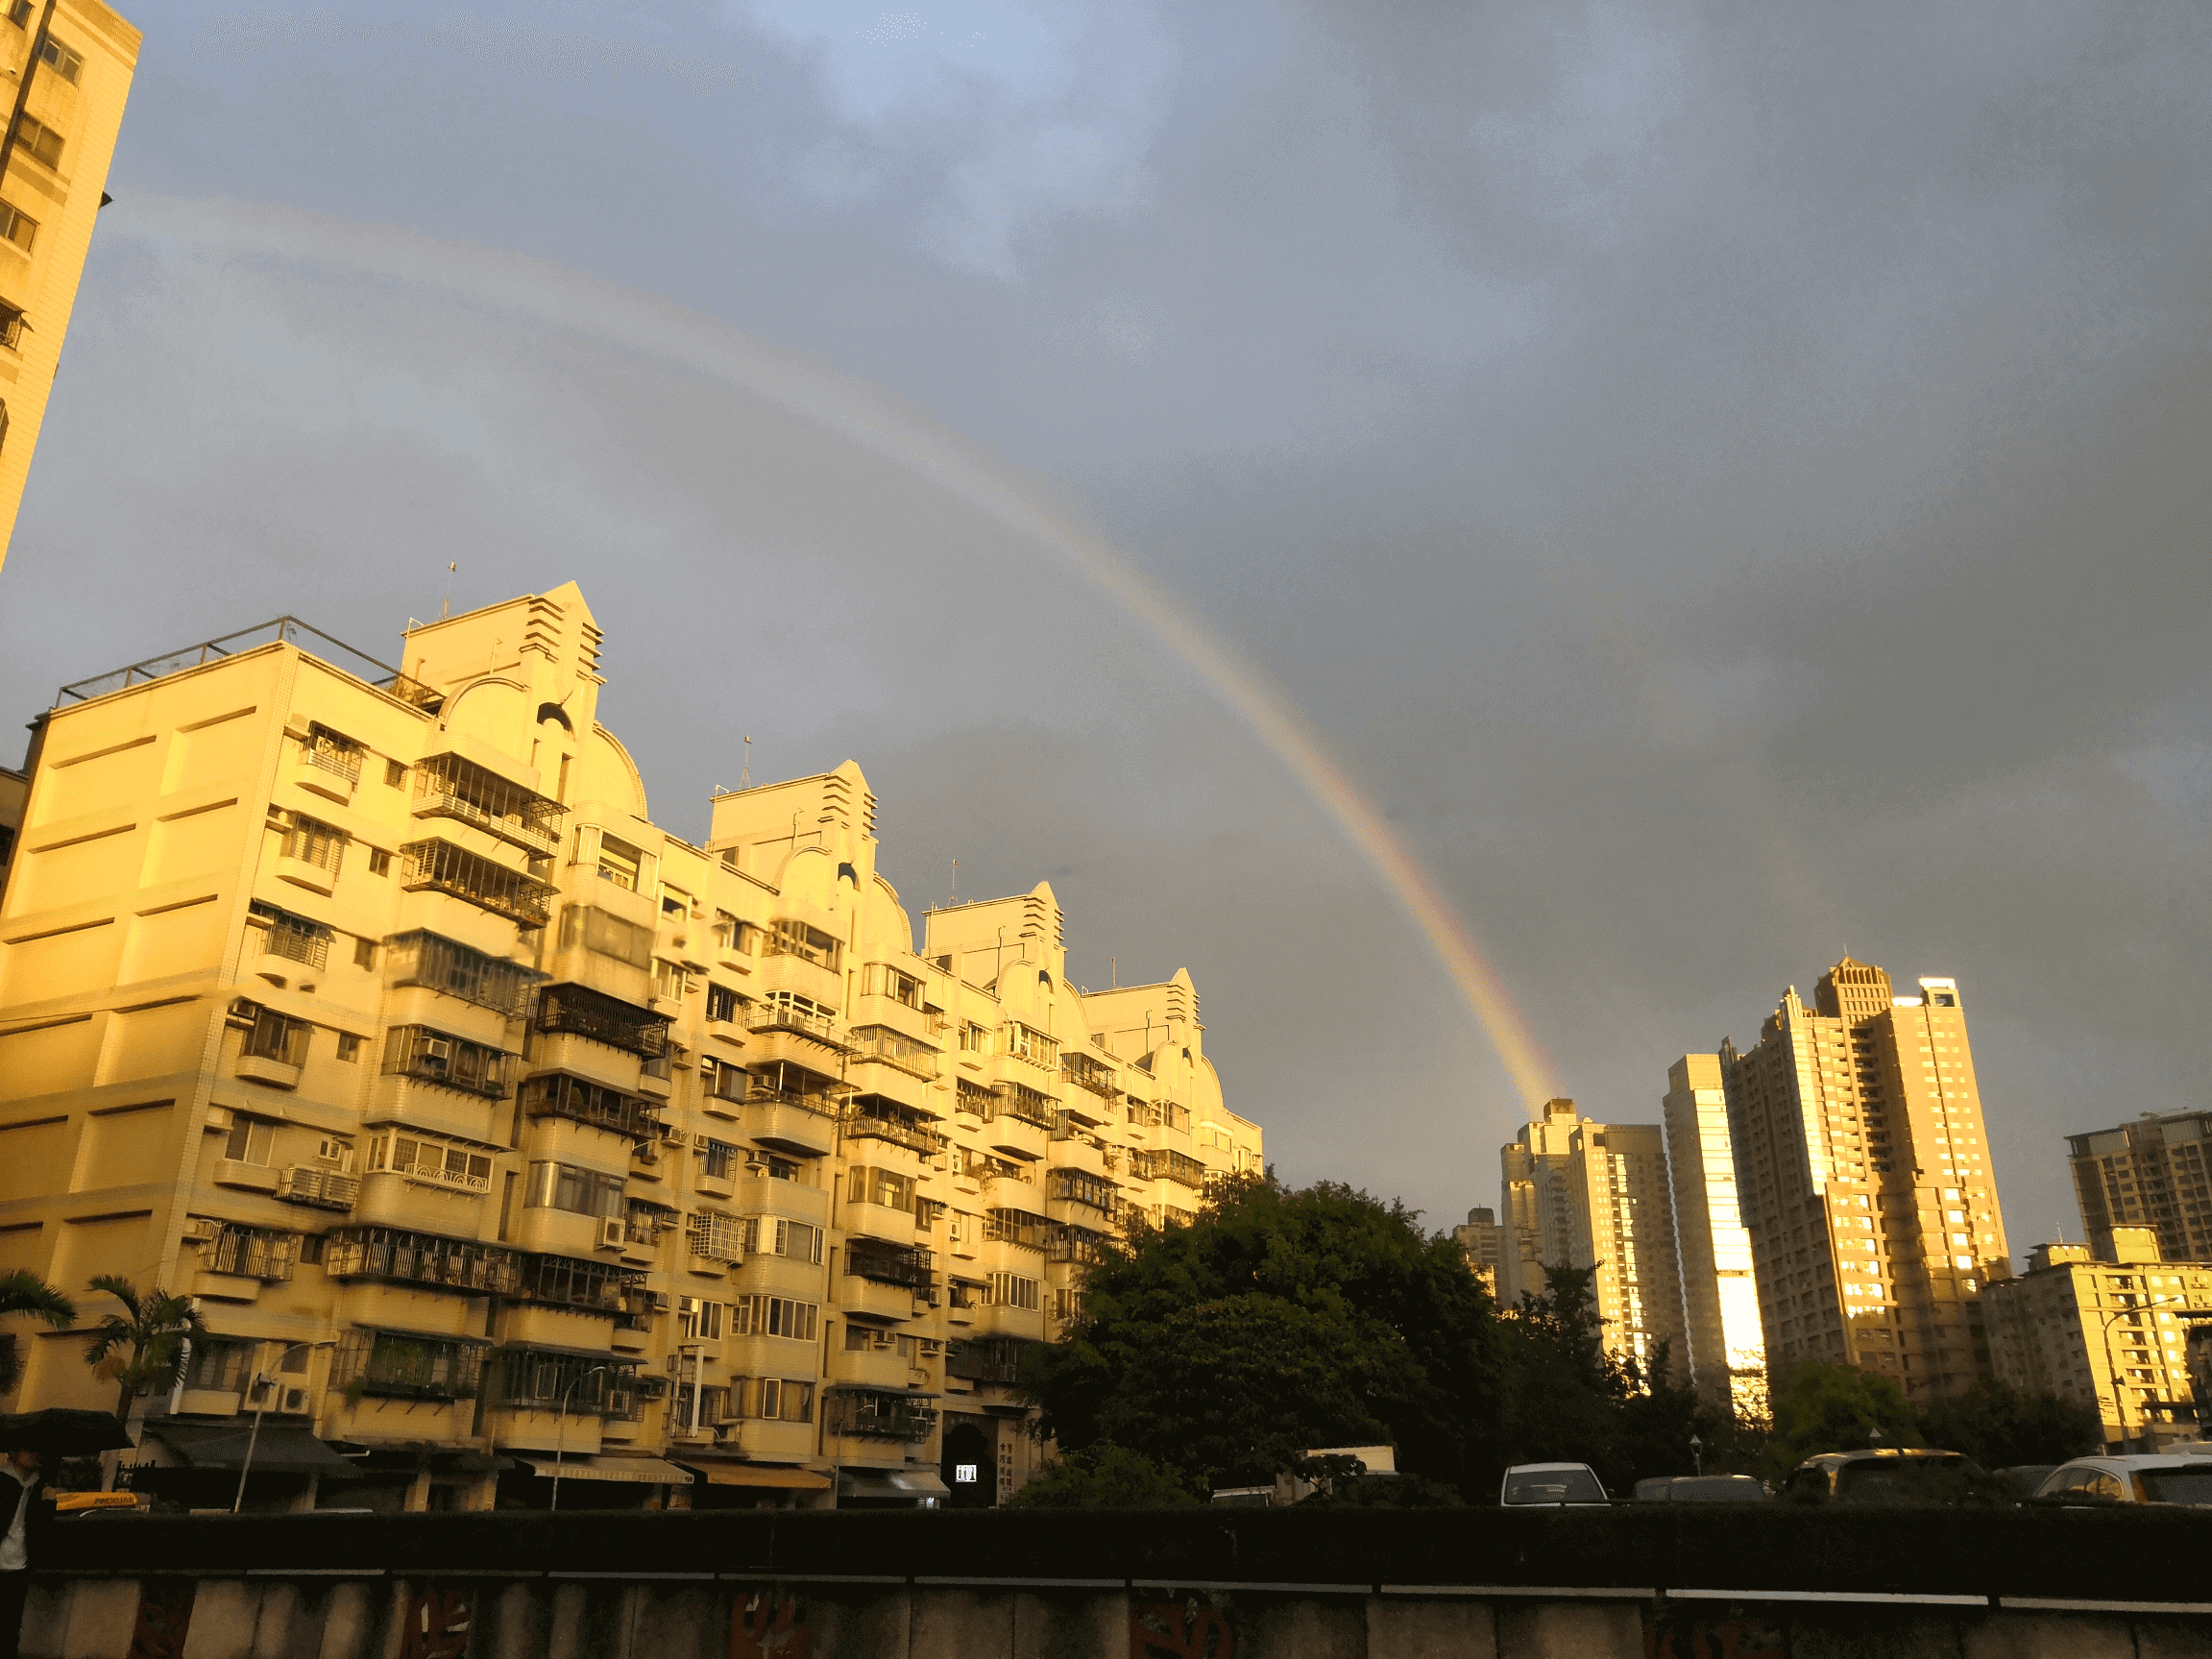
[1663, 1054, 1767, 1416]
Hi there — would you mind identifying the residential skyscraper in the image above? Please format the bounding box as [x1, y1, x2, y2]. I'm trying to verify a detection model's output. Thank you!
[0, 585, 1260, 1511]
[2067, 1110, 2212, 1268]
[1663, 1054, 1767, 1417]
[1452, 1207, 1501, 1297]
[0, 1, 140, 568]
[1721, 957, 2010, 1403]
[1499, 1100, 1688, 1375]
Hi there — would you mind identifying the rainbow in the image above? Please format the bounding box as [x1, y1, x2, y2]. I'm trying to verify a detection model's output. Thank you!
[130, 197, 1564, 1113]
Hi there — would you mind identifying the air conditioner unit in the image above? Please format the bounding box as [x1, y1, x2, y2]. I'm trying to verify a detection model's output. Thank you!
[280, 1387, 309, 1414]
[692, 1134, 712, 1151]
[599, 1217, 627, 1249]
[182, 1217, 221, 1242]
[423, 1039, 453, 1061]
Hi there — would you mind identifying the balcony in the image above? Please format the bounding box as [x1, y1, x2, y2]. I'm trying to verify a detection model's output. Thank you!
[534, 983, 670, 1059]
[1061, 1051, 1118, 1103]
[383, 1025, 514, 1100]
[840, 1275, 924, 1322]
[520, 1071, 659, 1141]
[249, 902, 331, 977]
[844, 1200, 916, 1248]
[278, 1164, 359, 1211]
[1134, 1148, 1208, 1191]
[385, 930, 545, 1019]
[515, 1252, 640, 1315]
[832, 1346, 920, 1393]
[821, 1387, 936, 1443]
[286, 726, 364, 805]
[400, 839, 557, 931]
[746, 1087, 840, 1159]
[847, 1025, 938, 1081]
[333, 1328, 488, 1403]
[847, 1241, 934, 1292]
[746, 998, 846, 1050]
[204, 1225, 298, 1282]
[844, 1110, 938, 1159]
[412, 752, 566, 856]
[485, 1348, 645, 1420]
[325, 1227, 524, 1294]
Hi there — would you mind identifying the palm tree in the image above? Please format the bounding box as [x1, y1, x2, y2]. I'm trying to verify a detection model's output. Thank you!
[0, 1269, 76, 1395]
[83, 1277, 205, 1424]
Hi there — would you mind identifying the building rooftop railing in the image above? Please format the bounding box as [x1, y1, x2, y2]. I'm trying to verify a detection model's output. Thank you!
[54, 617, 443, 712]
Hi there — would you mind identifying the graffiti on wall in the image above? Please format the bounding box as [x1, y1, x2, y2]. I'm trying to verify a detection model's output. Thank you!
[729, 1589, 811, 1659]
[126, 1579, 197, 1659]
[1130, 1595, 1235, 1659]
[400, 1585, 474, 1659]
[1643, 1603, 1787, 1659]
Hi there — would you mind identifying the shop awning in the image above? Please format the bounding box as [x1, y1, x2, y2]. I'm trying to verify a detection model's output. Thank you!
[678, 1462, 833, 1491]
[511, 1453, 692, 1486]
[837, 1467, 950, 1498]
[141, 1422, 360, 1476]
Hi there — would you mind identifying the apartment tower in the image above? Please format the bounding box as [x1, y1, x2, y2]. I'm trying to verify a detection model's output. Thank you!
[1451, 1207, 1501, 1298]
[0, 0, 139, 567]
[1499, 1100, 1688, 1375]
[1721, 957, 2009, 1402]
[1662, 1054, 1767, 1416]
[0, 586, 1260, 1511]
[2067, 1110, 2212, 1267]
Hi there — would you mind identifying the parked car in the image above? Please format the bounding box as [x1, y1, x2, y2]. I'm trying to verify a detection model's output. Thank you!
[1996, 1464, 2058, 1498]
[1634, 1475, 1768, 1502]
[2034, 1448, 2212, 1507]
[1786, 1449, 1967, 1502]
[1500, 1463, 1608, 1506]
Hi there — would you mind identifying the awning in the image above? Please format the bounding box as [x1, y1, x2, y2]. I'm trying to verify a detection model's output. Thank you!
[678, 1462, 833, 1491]
[511, 1453, 692, 1486]
[837, 1467, 950, 1497]
[141, 1423, 360, 1476]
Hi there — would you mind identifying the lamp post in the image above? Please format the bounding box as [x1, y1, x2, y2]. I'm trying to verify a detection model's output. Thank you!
[549, 1365, 609, 1512]
[1689, 1433, 1703, 1477]
[232, 1339, 334, 1513]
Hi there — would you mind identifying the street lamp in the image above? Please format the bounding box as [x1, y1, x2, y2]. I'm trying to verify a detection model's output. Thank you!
[232, 1339, 335, 1513]
[1689, 1433, 1703, 1477]
[549, 1365, 609, 1512]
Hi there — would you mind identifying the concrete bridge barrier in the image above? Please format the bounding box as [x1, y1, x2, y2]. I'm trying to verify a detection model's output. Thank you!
[16, 1506, 2212, 1657]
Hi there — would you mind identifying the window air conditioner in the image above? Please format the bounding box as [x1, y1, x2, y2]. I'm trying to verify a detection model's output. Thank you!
[423, 1038, 453, 1061]
[692, 1134, 712, 1150]
[599, 1217, 627, 1249]
[182, 1218, 221, 1242]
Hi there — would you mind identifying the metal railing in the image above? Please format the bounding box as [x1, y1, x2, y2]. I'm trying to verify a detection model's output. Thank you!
[848, 1024, 940, 1080]
[299, 728, 364, 784]
[844, 1111, 938, 1156]
[400, 839, 556, 930]
[55, 617, 443, 711]
[534, 983, 671, 1058]
[249, 902, 331, 970]
[747, 998, 840, 1045]
[324, 1227, 523, 1294]
[847, 1243, 936, 1290]
[519, 1071, 659, 1140]
[413, 752, 567, 855]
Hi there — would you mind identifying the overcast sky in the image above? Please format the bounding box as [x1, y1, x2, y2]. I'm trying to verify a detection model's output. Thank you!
[5, 1, 2209, 1256]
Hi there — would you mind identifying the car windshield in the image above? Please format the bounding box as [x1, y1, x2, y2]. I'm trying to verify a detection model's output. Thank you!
[1669, 1477, 1767, 1502]
[1505, 1469, 1605, 1504]
[1834, 1457, 1962, 1500]
[2136, 1470, 2212, 1506]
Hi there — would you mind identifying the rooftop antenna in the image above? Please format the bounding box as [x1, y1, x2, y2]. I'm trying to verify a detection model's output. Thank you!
[1111, 957, 1117, 988]
[439, 562, 457, 620]
[740, 736, 751, 791]
[949, 859, 958, 907]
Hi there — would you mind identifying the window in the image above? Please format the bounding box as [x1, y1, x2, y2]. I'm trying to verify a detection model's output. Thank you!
[368, 848, 392, 876]
[13, 113, 61, 168]
[280, 813, 348, 877]
[742, 1216, 824, 1264]
[242, 1007, 310, 1066]
[707, 984, 741, 1024]
[700, 1055, 747, 1102]
[847, 1166, 915, 1213]
[653, 959, 689, 1002]
[556, 905, 653, 969]
[385, 759, 407, 788]
[687, 1208, 743, 1263]
[863, 964, 922, 1008]
[336, 1033, 362, 1062]
[368, 1133, 496, 1193]
[250, 900, 332, 969]
[960, 1021, 991, 1055]
[183, 1339, 256, 1394]
[381, 1025, 512, 1098]
[224, 1115, 276, 1165]
[843, 1324, 918, 1358]
[699, 1138, 740, 1182]
[767, 918, 841, 971]
[3, 4, 29, 29]
[596, 835, 644, 890]
[733, 1295, 818, 1341]
[749, 1377, 814, 1423]
[669, 1381, 729, 1427]
[677, 1296, 726, 1342]
[335, 1330, 484, 1402]
[525, 1161, 625, 1218]
[385, 930, 544, 1018]
[988, 1273, 1040, 1310]
[0, 305, 18, 351]
[35, 34, 81, 82]
[1003, 1021, 1058, 1067]
[0, 199, 34, 252]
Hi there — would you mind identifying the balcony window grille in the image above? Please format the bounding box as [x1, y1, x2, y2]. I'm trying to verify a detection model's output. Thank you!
[207, 1225, 298, 1281]
[384, 930, 544, 1017]
[524, 1161, 625, 1219]
[845, 1104, 938, 1156]
[241, 1006, 310, 1066]
[323, 1226, 523, 1294]
[488, 1348, 643, 1418]
[732, 1294, 817, 1340]
[300, 723, 364, 784]
[1046, 1168, 1118, 1214]
[280, 814, 348, 878]
[400, 838, 556, 930]
[943, 1338, 1024, 1384]
[413, 752, 566, 853]
[822, 1388, 936, 1442]
[687, 1208, 744, 1263]
[518, 1253, 635, 1313]
[699, 1138, 740, 1182]
[766, 918, 841, 972]
[955, 1079, 996, 1117]
[849, 1024, 938, 1080]
[1134, 1148, 1207, 1190]
[741, 1217, 823, 1264]
[984, 1209, 1047, 1251]
[520, 1071, 657, 1139]
[987, 1271, 1041, 1310]
[534, 982, 670, 1058]
[382, 1024, 512, 1098]
[624, 1197, 675, 1246]
[334, 1328, 486, 1402]
[1061, 1051, 1116, 1098]
[1048, 1224, 1113, 1266]
[984, 1085, 1057, 1133]
[1003, 1021, 1057, 1068]
[596, 835, 644, 890]
[847, 1166, 916, 1214]
[847, 1242, 934, 1290]
[364, 1132, 495, 1193]
[707, 984, 741, 1024]
[183, 1339, 256, 1394]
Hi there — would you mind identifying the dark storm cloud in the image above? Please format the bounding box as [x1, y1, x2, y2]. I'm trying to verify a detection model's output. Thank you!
[5, 1, 2208, 1245]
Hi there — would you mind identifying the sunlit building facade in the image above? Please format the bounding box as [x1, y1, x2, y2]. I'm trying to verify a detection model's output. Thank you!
[1721, 957, 2009, 1402]
[1663, 1053, 1767, 1417]
[0, 584, 1259, 1511]
[2068, 1110, 2212, 1269]
[1451, 1207, 1501, 1298]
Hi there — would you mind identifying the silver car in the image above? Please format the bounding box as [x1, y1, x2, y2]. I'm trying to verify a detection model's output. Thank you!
[1501, 1462, 1608, 1505]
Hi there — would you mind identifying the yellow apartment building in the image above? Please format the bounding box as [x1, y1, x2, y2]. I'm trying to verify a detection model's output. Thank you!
[1983, 1231, 2212, 1453]
[1662, 1054, 1767, 1417]
[0, 584, 1260, 1511]
[1498, 1099, 1688, 1376]
[1450, 1207, 1500, 1297]
[1720, 957, 2010, 1402]
[0, 0, 138, 567]
[2068, 1110, 2212, 1268]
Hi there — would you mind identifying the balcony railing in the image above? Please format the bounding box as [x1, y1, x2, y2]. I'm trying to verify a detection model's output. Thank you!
[250, 901, 332, 970]
[384, 930, 545, 1018]
[984, 1208, 1048, 1251]
[821, 1387, 936, 1442]
[333, 1328, 487, 1403]
[534, 983, 670, 1058]
[413, 752, 567, 855]
[519, 1071, 659, 1140]
[1046, 1168, 1119, 1214]
[983, 1087, 1057, 1134]
[847, 1242, 935, 1291]
[300, 726, 364, 784]
[486, 1348, 646, 1420]
[400, 839, 556, 930]
[1062, 1052, 1117, 1098]
[848, 1024, 939, 1080]
[324, 1226, 524, 1294]
[516, 1252, 640, 1314]
[944, 1337, 1024, 1385]
[1048, 1224, 1114, 1266]
[206, 1226, 298, 1282]
[747, 998, 841, 1046]
[844, 1111, 938, 1157]
[1134, 1148, 1208, 1190]
[53, 616, 444, 713]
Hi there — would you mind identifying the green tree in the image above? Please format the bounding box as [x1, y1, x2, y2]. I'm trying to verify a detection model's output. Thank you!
[1917, 1379, 2101, 1468]
[1009, 1443, 1201, 1508]
[1026, 1174, 1509, 1498]
[1763, 1362, 1918, 1482]
[82, 1277, 205, 1424]
[0, 1269, 77, 1395]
